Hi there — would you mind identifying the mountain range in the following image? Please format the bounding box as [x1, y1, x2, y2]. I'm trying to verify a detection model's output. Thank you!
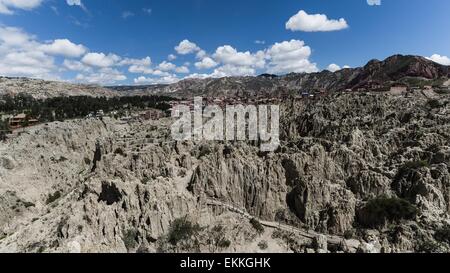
[1, 55, 449, 99]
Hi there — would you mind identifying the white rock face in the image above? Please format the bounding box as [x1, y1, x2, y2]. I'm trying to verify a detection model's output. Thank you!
[0, 92, 449, 253]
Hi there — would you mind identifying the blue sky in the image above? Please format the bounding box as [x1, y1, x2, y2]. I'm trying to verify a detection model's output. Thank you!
[0, 0, 449, 85]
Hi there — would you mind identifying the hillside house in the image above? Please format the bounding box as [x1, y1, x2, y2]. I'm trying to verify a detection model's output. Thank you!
[9, 113, 27, 128]
[390, 84, 408, 95]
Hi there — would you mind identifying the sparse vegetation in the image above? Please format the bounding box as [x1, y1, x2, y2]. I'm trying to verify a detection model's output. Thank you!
[122, 228, 139, 251]
[434, 225, 450, 244]
[401, 160, 430, 170]
[206, 225, 231, 252]
[250, 218, 265, 234]
[427, 99, 441, 109]
[157, 217, 202, 253]
[417, 240, 441, 253]
[357, 196, 418, 228]
[114, 148, 125, 156]
[22, 201, 35, 208]
[45, 191, 61, 205]
[167, 217, 202, 246]
[258, 240, 268, 250]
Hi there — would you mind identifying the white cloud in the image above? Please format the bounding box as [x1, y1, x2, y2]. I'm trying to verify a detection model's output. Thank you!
[81, 52, 121, 68]
[157, 61, 176, 71]
[118, 56, 151, 66]
[184, 73, 211, 80]
[255, 40, 266, 45]
[266, 40, 318, 74]
[63, 59, 91, 72]
[39, 39, 87, 58]
[213, 45, 266, 68]
[286, 10, 348, 32]
[175, 66, 190, 74]
[196, 50, 206, 59]
[0, 26, 56, 79]
[0, 0, 43, 14]
[195, 57, 218, 70]
[326, 64, 341, 72]
[367, 0, 381, 6]
[175, 39, 200, 55]
[76, 68, 126, 85]
[151, 70, 171, 77]
[122, 11, 134, 19]
[134, 75, 179, 85]
[128, 65, 153, 74]
[427, 54, 450, 66]
[211, 64, 256, 77]
[66, 0, 87, 11]
[0, 25, 35, 46]
[153, 61, 190, 74]
[168, 54, 177, 61]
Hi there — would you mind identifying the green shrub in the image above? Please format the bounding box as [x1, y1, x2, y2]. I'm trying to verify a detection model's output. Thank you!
[114, 148, 125, 156]
[22, 201, 35, 208]
[250, 218, 265, 234]
[357, 197, 418, 228]
[427, 99, 441, 109]
[208, 225, 231, 251]
[402, 160, 429, 170]
[417, 240, 440, 253]
[395, 160, 430, 181]
[434, 225, 450, 244]
[167, 217, 201, 246]
[123, 229, 138, 251]
[258, 240, 268, 250]
[217, 238, 231, 249]
[46, 191, 61, 205]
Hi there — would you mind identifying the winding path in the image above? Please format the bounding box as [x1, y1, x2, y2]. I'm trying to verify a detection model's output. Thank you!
[205, 198, 344, 246]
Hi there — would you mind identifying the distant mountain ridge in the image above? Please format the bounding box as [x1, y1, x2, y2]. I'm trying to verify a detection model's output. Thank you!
[0, 55, 448, 99]
[110, 54, 450, 98]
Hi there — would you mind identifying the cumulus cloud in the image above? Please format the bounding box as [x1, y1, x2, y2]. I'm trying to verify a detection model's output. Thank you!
[66, 0, 89, 14]
[286, 10, 348, 32]
[213, 45, 266, 68]
[118, 56, 151, 67]
[168, 54, 177, 61]
[195, 57, 218, 70]
[0, 0, 43, 14]
[175, 39, 201, 55]
[157, 61, 176, 71]
[367, 0, 381, 6]
[175, 66, 190, 74]
[134, 75, 179, 85]
[39, 39, 87, 58]
[0, 26, 56, 78]
[76, 68, 126, 85]
[196, 50, 207, 59]
[427, 54, 450, 66]
[326, 64, 342, 72]
[81, 52, 121, 68]
[63, 59, 91, 72]
[266, 40, 318, 74]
